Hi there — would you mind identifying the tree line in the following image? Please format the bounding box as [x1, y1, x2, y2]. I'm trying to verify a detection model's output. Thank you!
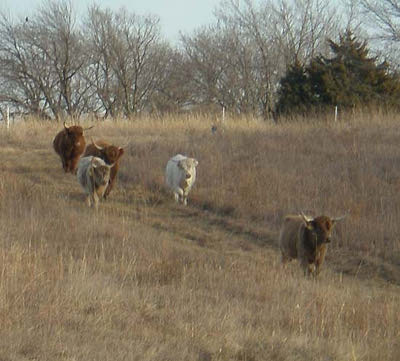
[1, 0, 400, 121]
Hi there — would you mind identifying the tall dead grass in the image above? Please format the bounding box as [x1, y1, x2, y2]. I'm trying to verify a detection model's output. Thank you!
[0, 112, 399, 360]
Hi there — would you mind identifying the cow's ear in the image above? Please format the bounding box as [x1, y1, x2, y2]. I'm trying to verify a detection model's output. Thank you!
[193, 159, 199, 167]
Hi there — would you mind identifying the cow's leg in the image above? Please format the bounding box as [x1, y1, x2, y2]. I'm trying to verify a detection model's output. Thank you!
[104, 178, 114, 199]
[308, 263, 316, 276]
[104, 166, 118, 199]
[281, 252, 291, 264]
[315, 247, 327, 276]
[69, 157, 79, 174]
[300, 258, 312, 277]
[173, 187, 183, 203]
[85, 194, 92, 207]
[93, 192, 100, 210]
[182, 189, 188, 206]
[173, 192, 179, 203]
[62, 158, 68, 172]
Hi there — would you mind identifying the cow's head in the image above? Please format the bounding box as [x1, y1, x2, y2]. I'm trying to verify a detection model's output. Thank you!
[64, 122, 83, 144]
[92, 138, 124, 165]
[90, 157, 113, 186]
[300, 212, 347, 246]
[64, 122, 93, 146]
[178, 158, 198, 180]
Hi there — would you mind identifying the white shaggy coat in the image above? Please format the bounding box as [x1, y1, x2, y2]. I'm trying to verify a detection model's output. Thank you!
[165, 154, 198, 206]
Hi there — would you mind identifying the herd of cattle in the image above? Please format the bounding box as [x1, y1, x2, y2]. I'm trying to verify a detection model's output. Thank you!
[52, 122, 346, 277]
[52, 122, 199, 209]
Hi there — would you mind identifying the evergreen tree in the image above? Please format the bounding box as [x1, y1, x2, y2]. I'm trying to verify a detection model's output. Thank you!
[275, 60, 314, 116]
[276, 30, 400, 117]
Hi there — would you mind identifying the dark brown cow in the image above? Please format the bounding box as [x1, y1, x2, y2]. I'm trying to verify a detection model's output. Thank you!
[53, 122, 93, 174]
[279, 212, 347, 276]
[83, 138, 124, 198]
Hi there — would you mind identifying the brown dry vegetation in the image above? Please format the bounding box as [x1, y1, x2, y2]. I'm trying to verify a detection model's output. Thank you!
[0, 113, 400, 360]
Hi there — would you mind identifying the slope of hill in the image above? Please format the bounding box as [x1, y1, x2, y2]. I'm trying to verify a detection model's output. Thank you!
[0, 115, 399, 360]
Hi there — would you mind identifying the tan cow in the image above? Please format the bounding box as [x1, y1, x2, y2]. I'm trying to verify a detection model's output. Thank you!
[279, 212, 346, 276]
[77, 156, 113, 209]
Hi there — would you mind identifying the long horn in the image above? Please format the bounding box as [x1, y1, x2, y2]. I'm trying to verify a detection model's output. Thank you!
[91, 137, 103, 150]
[83, 125, 95, 131]
[332, 210, 350, 222]
[63, 121, 69, 130]
[300, 211, 313, 223]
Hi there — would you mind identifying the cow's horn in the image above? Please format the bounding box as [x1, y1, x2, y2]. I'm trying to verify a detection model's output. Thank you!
[121, 141, 129, 149]
[300, 211, 313, 223]
[91, 137, 103, 150]
[83, 125, 95, 131]
[63, 121, 69, 130]
[332, 211, 349, 222]
[91, 157, 98, 168]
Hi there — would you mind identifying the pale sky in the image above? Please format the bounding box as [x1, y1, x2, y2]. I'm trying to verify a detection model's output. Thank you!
[1, 0, 224, 42]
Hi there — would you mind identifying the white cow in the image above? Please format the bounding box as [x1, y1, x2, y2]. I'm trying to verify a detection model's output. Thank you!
[165, 154, 198, 205]
[77, 156, 113, 209]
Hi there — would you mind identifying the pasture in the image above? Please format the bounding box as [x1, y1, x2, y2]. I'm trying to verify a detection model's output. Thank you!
[0, 113, 399, 360]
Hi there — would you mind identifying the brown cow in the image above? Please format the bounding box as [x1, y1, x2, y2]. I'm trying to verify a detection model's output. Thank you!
[83, 138, 124, 198]
[53, 122, 93, 174]
[279, 212, 346, 276]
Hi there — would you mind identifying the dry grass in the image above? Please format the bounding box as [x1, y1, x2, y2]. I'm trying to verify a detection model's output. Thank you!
[0, 112, 400, 360]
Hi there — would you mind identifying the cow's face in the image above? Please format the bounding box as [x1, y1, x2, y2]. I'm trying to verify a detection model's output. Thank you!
[103, 145, 124, 164]
[91, 163, 111, 186]
[66, 125, 84, 146]
[92, 140, 124, 165]
[306, 216, 334, 245]
[178, 158, 198, 180]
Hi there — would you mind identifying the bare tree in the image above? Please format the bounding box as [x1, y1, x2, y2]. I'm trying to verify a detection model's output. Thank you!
[84, 6, 170, 117]
[343, 0, 400, 68]
[0, 13, 51, 118]
[359, 0, 400, 41]
[84, 6, 120, 117]
[148, 48, 194, 114]
[36, 0, 89, 118]
[0, 0, 88, 119]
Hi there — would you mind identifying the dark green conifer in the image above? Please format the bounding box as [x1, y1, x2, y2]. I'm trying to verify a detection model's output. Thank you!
[276, 29, 400, 117]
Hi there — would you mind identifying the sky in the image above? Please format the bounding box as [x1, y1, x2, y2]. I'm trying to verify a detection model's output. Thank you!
[1, 0, 224, 42]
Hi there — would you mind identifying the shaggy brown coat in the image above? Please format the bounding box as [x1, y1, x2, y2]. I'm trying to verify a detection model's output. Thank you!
[279, 214, 344, 276]
[53, 123, 86, 174]
[83, 139, 124, 198]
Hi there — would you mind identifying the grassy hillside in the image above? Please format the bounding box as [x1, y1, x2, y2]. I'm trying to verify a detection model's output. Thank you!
[0, 114, 399, 360]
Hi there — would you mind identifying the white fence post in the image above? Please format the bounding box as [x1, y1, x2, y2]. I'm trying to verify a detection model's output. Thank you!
[334, 105, 338, 122]
[6, 106, 10, 129]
